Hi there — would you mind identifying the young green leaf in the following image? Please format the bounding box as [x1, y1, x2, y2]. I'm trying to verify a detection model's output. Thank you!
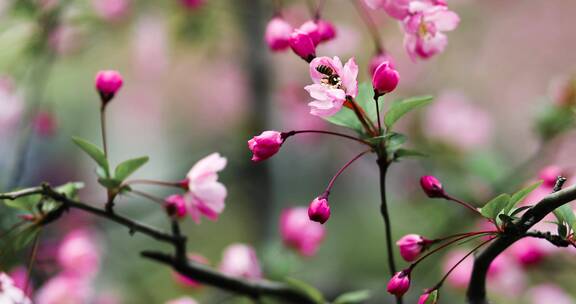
[424, 290, 439, 304]
[322, 108, 363, 133]
[98, 178, 122, 189]
[55, 182, 85, 199]
[72, 137, 109, 175]
[355, 82, 379, 123]
[384, 96, 433, 130]
[2, 194, 41, 212]
[333, 290, 372, 304]
[284, 278, 324, 304]
[504, 181, 543, 215]
[114, 156, 149, 181]
[394, 148, 427, 160]
[553, 205, 576, 234]
[480, 193, 510, 221]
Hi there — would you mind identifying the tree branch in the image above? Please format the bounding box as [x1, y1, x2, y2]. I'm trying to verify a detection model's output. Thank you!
[466, 183, 576, 304]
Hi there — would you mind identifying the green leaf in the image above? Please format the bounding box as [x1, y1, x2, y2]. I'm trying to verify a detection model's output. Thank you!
[321, 83, 379, 134]
[55, 182, 85, 199]
[12, 225, 40, 251]
[72, 137, 109, 176]
[98, 178, 122, 189]
[2, 194, 41, 212]
[384, 96, 433, 130]
[424, 290, 439, 304]
[334, 290, 372, 304]
[553, 205, 576, 234]
[394, 148, 427, 160]
[114, 156, 149, 181]
[322, 108, 363, 133]
[355, 82, 379, 123]
[480, 194, 510, 221]
[504, 181, 543, 215]
[284, 278, 324, 304]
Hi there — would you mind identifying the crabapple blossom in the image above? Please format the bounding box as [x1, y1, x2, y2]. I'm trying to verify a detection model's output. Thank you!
[316, 19, 337, 43]
[265, 17, 293, 51]
[308, 196, 331, 224]
[248, 131, 283, 162]
[218, 244, 262, 280]
[95, 70, 123, 103]
[280, 207, 326, 256]
[509, 238, 550, 267]
[372, 61, 400, 96]
[185, 153, 228, 223]
[539, 165, 563, 187]
[305, 56, 358, 117]
[164, 194, 187, 219]
[528, 284, 574, 304]
[57, 229, 101, 278]
[35, 274, 93, 304]
[417, 291, 437, 304]
[289, 30, 316, 62]
[0, 272, 31, 304]
[368, 52, 395, 76]
[92, 0, 131, 22]
[298, 21, 321, 46]
[397, 234, 429, 262]
[419, 175, 445, 198]
[387, 270, 411, 296]
[403, 3, 460, 60]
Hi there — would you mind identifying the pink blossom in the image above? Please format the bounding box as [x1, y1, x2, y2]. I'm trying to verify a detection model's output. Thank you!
[528, 284, 574, 304]
[35, 274, 92, 304]
[397, 234, 428, 262]
[0, 76, 23, 133]
[174, 254, 209, 288]
[289, 30, 316, 62]
[509, 238, 550, 266]
[95, 70, 123, 103]
[316, 19, 337, 43]
[8, 266, 31, 295]
[265, 17, 293, 51]
[420, 175, 445, 198]
[92, 0, 131, 22]
[48, 25, 83, 56]
[308, 197, 331, 224]
[57, 229, 101, 278]
[218, 244, 262, 280]
[280, 207, 326, 256]
[423, 91, 492, 151]
[185, 153, 227, 223]
[372, 61, 400, 95]
[368, 52, 395, 76]
[298, 21, 321, 46]
[403, 3, 459, 60]
[180, 0, 204, 10]
[165, 297, 199, 304]
[33, 110, 57, 137]
[387, 271, 411, 296]
[305, 56, 358, 117]
[442, 249, 473, 288]
[248, 131, 283, 162]
[539, 165, 562, 187]
[0, 272, 31, 304]
[164, 194, 188, 219]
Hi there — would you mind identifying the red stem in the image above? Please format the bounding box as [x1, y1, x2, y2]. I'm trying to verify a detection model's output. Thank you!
[286, 130, 372, 146]
[324, 149, 373, 195]
[444, 194, 484, 217]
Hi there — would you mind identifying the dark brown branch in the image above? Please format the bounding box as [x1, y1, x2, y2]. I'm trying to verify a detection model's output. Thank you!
[466, 183, 576, 304]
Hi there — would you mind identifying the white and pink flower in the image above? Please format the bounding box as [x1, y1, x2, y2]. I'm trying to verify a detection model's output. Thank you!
[280, 207, 326, 256]
[185, 153, 228, 223]
[305, 56, 358, 117]
[0, 272, 31, 304]
[218, 243, 262, 280]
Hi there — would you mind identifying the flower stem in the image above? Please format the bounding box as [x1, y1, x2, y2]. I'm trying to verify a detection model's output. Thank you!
[373, 93, 383, 134]
[124, 179, 185, 189]
[130, 189, 165, 205]
[285, 130, 372, 146]
[377, 157, 402, 304]
[345, 96, 378, 136]
[324, 149, 373, 194]
[100, 105, 108, 158]
[444, 194, 484, 216]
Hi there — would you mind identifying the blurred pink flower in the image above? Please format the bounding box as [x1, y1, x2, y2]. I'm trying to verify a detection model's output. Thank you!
[57, 229, 101, 278]
[185, 153, 227, 223]
[173, 254, 210, 288]
[277, 84, 326, 130]
[0, 76, 23, 133]
[528, 284, 574, 304]
[218, 244, 262, 280]
[289, 30, 316, 61]
[180, 0, 204, 10]
[298, 21, 321, 46]
[316, 19, 337, 43]
[0, 272, 31, 304]
[164, 194, 188, 219]
[508, 238, 551, 267]
[165, 297, 199, 304]
[423, 91, 492, 151]
[8, 266, 31, 295]
[539, 165, 563, 187]
[33, 110, 57, 137]
[280, 207, 326, 256]
[133, 15, 170, 75]
[265, 17, 293, 51]
[35, 274, 92, 304]
[403, 2, 459, 60]
[48, 25, 83, 56]
[442, 249, 473, 289]
[92, 0, 131, 22]
[305, 56, 358, 117]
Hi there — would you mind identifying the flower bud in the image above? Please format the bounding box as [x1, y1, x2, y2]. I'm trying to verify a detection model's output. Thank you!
[165, 195, 187, 219]
[248, 131, 283, 162]
[95, 70, 123, 104]
[538, 166, 562, 187]
[387, 270, 411, 297]
[369, 52, 395, 76]
[419, 175, 445, 198]
[316, 19, 336, 43]
[372, 61, 399, 96]
[265, 16, 293, 51]
[418, 290, 438, 304]
[289, 30, 316, 62]
[298, 20, 321, 45]
[308, 197, 331, 224]
[397, 234, 429, 262]
[280, 207, 326, 256]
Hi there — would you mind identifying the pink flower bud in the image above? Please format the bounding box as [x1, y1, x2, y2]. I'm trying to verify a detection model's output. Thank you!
[165, 195, 187, 219]
[218, 243, 262, 280]
[95, 70, 123, 103]
[372, 61, 399, 96]
[397, 234, 428, 262]
[539, 166, 562, 187]
[265, 17, 293, 51]
[308, 197, 331, 224]
[248, 131, 283, 162]
[418, 291, 438, 304]
[420, 175, 445, 198]
[280, 207, 326, 256]
[369, 52, 395, 76]
[289, 30, 316, 62]
[298, 21, 321, 45]
[387, 270, 411, 297]
[316, 19, 336, 43]
[33, 110, 57, 137]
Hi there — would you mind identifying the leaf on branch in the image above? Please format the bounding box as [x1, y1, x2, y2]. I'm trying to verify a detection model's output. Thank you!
[480, 193, 510, 222]
[322, 108, 363, 133]
[98, 178, 122, 189]
[2, 194, 41, 212]
[553, 204, 576, 235]
[55, 182, 85, 199]
[384, 95, 433, 130]
[114, 156, 149, 181]
[504, 181, 543, 215]
[333, 290, 372, 304]
[284, 277, 325, 304]
[394, 148, 427, 160]
[72, 137, 109, 176]
[424, 290, 439, 304]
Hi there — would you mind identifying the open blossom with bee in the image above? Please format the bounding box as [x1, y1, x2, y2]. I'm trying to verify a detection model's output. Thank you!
[305, 56, 358, 117]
